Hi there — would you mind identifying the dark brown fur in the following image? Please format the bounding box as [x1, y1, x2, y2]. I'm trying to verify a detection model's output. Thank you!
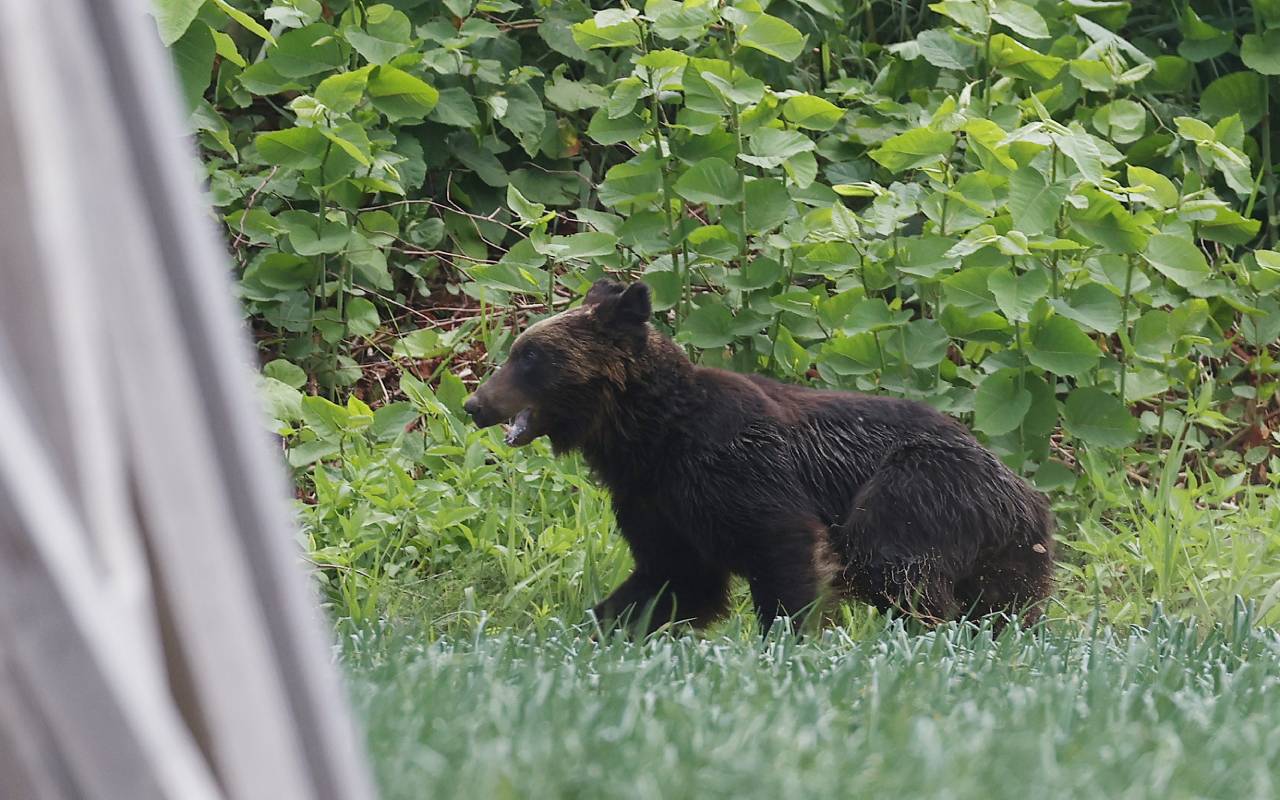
[464, 280, 1056, 634]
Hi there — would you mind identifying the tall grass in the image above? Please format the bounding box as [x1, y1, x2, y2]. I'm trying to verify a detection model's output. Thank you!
[301, 399, 1280, 635]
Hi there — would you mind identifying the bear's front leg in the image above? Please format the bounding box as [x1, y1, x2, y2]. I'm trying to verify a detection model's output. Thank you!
[591, 566, 730, 635]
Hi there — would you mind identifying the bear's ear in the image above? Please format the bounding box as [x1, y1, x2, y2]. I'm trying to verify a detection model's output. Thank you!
[594, 281, 651, 327]
[584, 278, 625, 306]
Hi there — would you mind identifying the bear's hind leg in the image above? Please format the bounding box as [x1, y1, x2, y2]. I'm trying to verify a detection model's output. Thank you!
[746, 516, 837, 634]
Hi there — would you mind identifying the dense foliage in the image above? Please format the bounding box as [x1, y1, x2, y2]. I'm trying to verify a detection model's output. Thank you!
[156, 0, 1280, 625]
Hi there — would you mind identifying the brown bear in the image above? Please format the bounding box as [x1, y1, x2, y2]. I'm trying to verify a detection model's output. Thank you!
[463, 279, 1055, 633]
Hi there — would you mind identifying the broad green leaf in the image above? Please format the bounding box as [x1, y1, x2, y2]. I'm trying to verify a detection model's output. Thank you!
[466, 261, 546, 294]
[1242, 31, 1280, 75]
[278, 210, 350, 255]
[1143, 233, 1210, 288]
[345, 297, 380, 337]
[1177, 8, 1232, 62]
[1126, 165, 1180, 209]
[929, 0, 989, 34]
[1201, 71, 1266, 129]
[915, 29, 977, 70]
[781, 95, 844, 131]
[1027, 315, 1099, 377]
[1092, 99, 1146, 144]
[314, 68, 369, 113]
[571, 18, 642, 49]
[679, 301, 736, 348]
[545, 69, 608, 111]
[171, 21, 215, 111]
[744, 179, 794, 233]
[344, 7, 413, 64]
[269, 24, 346, 77]
[674, 158, 743, 205]
[210, 29, 246, 68]
[988, 266, 1049, 323]
[368, 67, 439, 121]
[974, 368, 1032, 436]
[256, 126, 328, 169]
[587, 108, 646, 144]
[212, 0, 276, 44]
[263, 359, 307, 389]
[557, 232, 618, 259]
[1054, 283, 1122, 334]
[1064, 387, 1137, 447]
[152, 0, 205, 45]
[990, 0, 1048, 39]
[869, 128, 954, 173]
[737, 13, 807, 62]
[506, 184, 549, 226]
[431, 87, 481, 128]
[1068, 189, 1146, 254]
[1008, 166, 1068, 235]
[1053, 131, 1103, 184]
[900, 319, 950, 368]
[740, 128, 816, 169]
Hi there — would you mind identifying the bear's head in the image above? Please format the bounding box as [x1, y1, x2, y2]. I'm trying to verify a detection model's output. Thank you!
[463, 279, 653, 449]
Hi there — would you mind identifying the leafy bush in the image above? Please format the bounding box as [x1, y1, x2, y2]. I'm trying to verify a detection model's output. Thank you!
[161, 0, 1279, 484]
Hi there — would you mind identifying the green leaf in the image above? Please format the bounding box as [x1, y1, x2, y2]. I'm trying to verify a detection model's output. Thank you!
[929, 0, 989, 34]
[974, 368, 1032, 436]
[152, 0, 205, 46]
[545, 69, 608, 112]
[270, 24, 345, 78]
[1054, 284, 1122, 334]
[1027, 315, 1099, 377]
[344, 7, 413, 64]
[1064, 387, 1137, 447]
[781, 95, 843, 131]
[393, 329, 445, 359]
[674, 158, 743, 205]
[587, 108, 646, 145]
[212, 0, 276, 44]
[1178, 8, 1232, 62]
[301, 395, 350, 441]
[431, 87, 481, 128]
[679, 301, 736, 348]
[345, 297, 380, 337]
[466, 261, 546, 294]
[263, 359, 307, 389]
[1201, 71, 1267, 129]
[557, 232, 618, 259]
[571, 18, 642, 49]
[869, 128, 954, 173]
[915, 29, 977, 70]
[740, 128, 816, 169]
[988, 266, 1049, 323]
[278, 210, 350, 255]
[506, 185, 550, 226]
[1126, 165, 1180, 209]
[990, 0, 1048, 39]
[744, 179, 794, 233]
[367, 67, 439, 121]
[900, 319, 950, 368]
[210, 29, 246, 68]
[314, 69, 369, 114]
[171, 21, 215, 111]
[1143, 233, 1210, 288]
[256, 127, 328, 169]
[737, 13, 807, 62]
[1067, 189, 1146, 254]
[1054, 131, 1103, 184]
[1008, 166, 1068, 236]
[1242, 31, 1280, 75]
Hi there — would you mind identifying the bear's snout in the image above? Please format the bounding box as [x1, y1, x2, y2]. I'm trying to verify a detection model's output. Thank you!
[463, 394, 498, 427]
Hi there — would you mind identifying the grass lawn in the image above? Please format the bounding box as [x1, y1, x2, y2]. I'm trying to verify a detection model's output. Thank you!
[346, 611, 1280, 800]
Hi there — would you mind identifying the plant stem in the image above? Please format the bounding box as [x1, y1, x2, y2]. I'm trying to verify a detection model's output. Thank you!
[1119, 255, 1135, 405]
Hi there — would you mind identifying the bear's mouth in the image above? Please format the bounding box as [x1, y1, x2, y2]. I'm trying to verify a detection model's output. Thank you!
[503, 407, 539, 447]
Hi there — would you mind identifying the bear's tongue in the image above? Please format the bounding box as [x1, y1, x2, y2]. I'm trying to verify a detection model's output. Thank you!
[504, 407, 537, 446]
